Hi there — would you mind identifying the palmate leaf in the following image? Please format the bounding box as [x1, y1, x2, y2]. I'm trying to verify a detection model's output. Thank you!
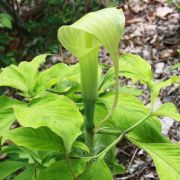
[94, 93, 167, 175]
[14, 94, 83, 152]
[0, 96, 24, 136]
[129, 139, 180, 180]
[118, 53, 179, 105]
[97, 94, 167, 143]
[37, 159, 87, 180]
[0, 54, 48, 94]
[153, 103, 180, 121]
[99, 53, 153, 90]
[0, 55, 79, 97]
[2, 127, 65, 152]
[97, 93, 180, 179]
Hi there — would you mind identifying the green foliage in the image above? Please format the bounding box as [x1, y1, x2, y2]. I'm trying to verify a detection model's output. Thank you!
[0, 13, 13, 29]
[3, 127, 65, 152]
[78, 159, 113, 180]
[0, 12, 14, 67]
[0, 54, 79, 97]
[0, 96, 24, 136]
[0, 7, 179, 180]
[119, 53, 153, 87]
[38, 159, 87, 180]
[151, 76, 179, 105]
[130, 141, 180, 180]
[0, 160, 26, 179]
[14, 164, 36, 180]
[153, 103, 180, 121]
[14, 94, 83, 152]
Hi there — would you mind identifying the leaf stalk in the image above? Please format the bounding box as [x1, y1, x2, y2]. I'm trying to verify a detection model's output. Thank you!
[124, 111, 152, 133]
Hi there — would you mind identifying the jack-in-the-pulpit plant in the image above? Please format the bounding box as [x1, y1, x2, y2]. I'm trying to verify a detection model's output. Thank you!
[0, 7, 180, 180]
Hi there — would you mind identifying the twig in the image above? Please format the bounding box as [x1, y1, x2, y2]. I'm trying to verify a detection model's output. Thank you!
[128, 148, 138, 169]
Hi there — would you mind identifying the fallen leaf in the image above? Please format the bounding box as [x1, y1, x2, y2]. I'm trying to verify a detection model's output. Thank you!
[156, 6, 173, 19]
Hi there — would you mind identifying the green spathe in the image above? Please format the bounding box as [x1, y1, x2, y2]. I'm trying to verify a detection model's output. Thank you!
[58, 7, 125, 151]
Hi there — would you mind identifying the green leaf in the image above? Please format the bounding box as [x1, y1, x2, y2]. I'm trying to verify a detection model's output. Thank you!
[98, 93, 179, 180]
[14, 164, 36, 180]
[2, 127, 65, 152]
[14, 94, 83, 152]
[0, 96, 24, 136]
[112, 162, 125, 175]
[0, 160, 26, 179]
[130, 140, 180, 180]
[119, 53, 153, 87]
[151, 76, 180, 105]
[78, 159, 113, 180]
[0, 54, 81, 98]
[73, 141, 90, 154]
[34, 63, 80, 94]
[0, 13, 13, 29]
[0, 54, 48, 96]
[52, 79, 80, 94]
[98, 67, 142, 96]
[153, 103, 180, 121]
[172, 63, 180, 70]
[94, 105, 116, 153]
[98, 68, 114, 91]
[119, 86, 142, 96]
[1, 144, 33, 162]
[38, 159, 87, 180]
[98, 94, 168, 143]
[94, 106, 125, 175]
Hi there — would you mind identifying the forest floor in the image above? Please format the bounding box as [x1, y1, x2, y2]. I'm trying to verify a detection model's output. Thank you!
[116, 0, 180, 179]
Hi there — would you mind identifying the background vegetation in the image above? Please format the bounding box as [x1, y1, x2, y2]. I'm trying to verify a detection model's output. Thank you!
[0, 0, 124, 67]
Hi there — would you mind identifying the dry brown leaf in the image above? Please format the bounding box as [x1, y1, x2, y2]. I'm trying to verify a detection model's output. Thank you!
[129, 0, 147, 13]
[156, 6, 173, 19]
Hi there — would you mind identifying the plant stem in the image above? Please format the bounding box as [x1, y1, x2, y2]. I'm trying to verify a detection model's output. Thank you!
[124, 111, 152, 134]
[84, 100, 95, 154]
